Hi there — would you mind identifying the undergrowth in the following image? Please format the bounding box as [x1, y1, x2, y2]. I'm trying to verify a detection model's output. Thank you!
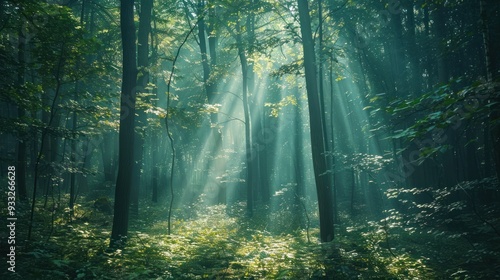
[1, 191, 498, 279]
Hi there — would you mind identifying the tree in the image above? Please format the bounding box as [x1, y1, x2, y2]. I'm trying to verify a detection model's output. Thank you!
[297, 0, 334, 242]
[130, 0, 153, 218]
[24, 3, 99, 238]
[235, 17, 256, 216]
[194, 0, 224, 201]
[220, 1, 260, 216]
[480, 0, 500, 182]
[16, 11, 28, 202]
[110, 0, 137, 248]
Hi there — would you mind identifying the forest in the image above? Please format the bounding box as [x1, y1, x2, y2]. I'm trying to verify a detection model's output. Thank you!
[1, 0, 499, 279]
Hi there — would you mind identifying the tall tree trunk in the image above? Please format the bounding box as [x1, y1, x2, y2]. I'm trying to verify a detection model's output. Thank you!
[131, 0, 153, 218]
[110, 0, 137, 248]
[151, 13, 160, 203]
[328, 55, 339, 225]
[297, 0, 334, 242]
[406, 0, 422, 95]
[317, 0, 335, 221]
[245, 3, 264, 205]
[102, 132, 117, 183]
[293, 86, 306, 227]
[258, 110, 271, 203]
[69, 0, 87, 217]
[69, 87, 78, 218]
[197, 0, 216, 103]
[236, 19, 255, 216]
[434, 5, 450, 84]
[151, 130, 160, 203]
[17, 20, 28, 202]
[389, 8, 406, 95]
[480, 0, 500, 182]
[28, 42, 66, 239]
[197, 0, 223, 199]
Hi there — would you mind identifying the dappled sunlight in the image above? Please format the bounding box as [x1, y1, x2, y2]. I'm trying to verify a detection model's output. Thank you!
[2, 0, 499, 278]
[14, 201, 444, 279]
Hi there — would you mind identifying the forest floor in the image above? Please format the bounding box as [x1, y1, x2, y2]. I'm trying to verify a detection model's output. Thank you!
[2, 195, 499, 280]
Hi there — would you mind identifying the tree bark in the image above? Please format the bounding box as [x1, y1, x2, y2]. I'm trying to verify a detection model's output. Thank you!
[16, 20, 28, 202]
[197, 0, 223, 199]
[102, 132, 117, 183]
[236, 19, 255, 216]
[297, 0, 334, 242]
[110, 0, 137, 248]
[130, 0, 153, 218]
[434, 5, 450, 84]
[480, 0, 500, 183]
[405, 0, 422, 95]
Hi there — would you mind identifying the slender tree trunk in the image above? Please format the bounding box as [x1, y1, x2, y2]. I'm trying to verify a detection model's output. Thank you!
[480, 0, 500, 183]
[70, 0, 85, 215]
[422, 6, 432, 90]
[151, 132, 159, 203]
[389, 8, 405, 95]
[110, 0, 137, 248]
[17, 20, 28, 202]
[207, 1, 220, 145]
[297, 0, 334, 242]
[317, 0, 335, 223]
[328, 55, 339, 225]
[131, 0, 153, 218]
[197, 0, 223, 198]
[434, 5, 449, 84]
[294, 86, 305, 226]
[406, 0, 422, 95]
[245, 5, 264, 205]
[102, 132, 117, 183]
[197, 0, 216, 103]
[69, 87, 77, 218]
[28, 41, 66, 239]
[151, 13, 160, 203]
[236, 20, 255, 216]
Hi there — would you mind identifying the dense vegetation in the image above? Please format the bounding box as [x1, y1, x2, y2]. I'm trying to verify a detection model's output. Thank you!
[1, 0, 499, 279]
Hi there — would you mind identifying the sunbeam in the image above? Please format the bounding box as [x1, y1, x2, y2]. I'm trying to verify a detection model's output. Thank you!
[5, 0, 498, 278]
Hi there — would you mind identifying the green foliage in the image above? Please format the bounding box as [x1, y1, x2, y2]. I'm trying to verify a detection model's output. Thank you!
[265, 95, 297, 117]
[384, 79, 497, 143]
[2, 0, 498, 279]
[5, 181, 497, 279]
[384, 177, 500, 279]
[6, 199, 470, 280]
[331, 152, 393, 173]
[270, 60, 303, 77]
[0, 0, 120, 185]
[93, 197, 113, 215]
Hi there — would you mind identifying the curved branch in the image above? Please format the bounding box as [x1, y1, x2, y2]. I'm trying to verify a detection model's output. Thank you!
[217, 111, 245, 124]
[164, 16, 202, 235]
